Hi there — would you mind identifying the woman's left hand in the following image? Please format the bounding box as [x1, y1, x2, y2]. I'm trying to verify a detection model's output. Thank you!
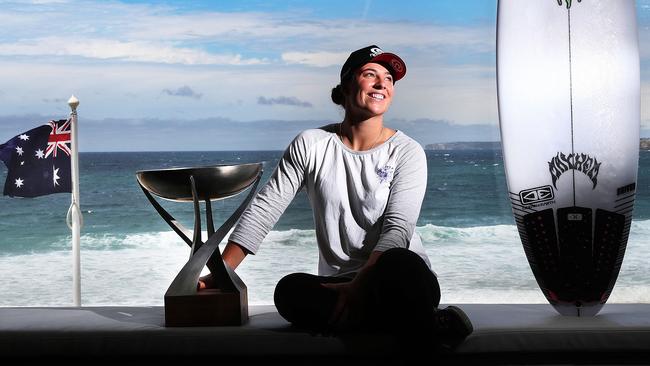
[322, 281, 361, 330]
[322, 251, 382, 331]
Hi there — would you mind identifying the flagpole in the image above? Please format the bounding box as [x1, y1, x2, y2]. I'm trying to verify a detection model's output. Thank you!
[67, 95, 82, 306]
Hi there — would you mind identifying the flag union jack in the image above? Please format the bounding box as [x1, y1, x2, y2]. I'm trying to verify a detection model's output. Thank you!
[45, 118, 71, 158]
[0, 119, 72, 197]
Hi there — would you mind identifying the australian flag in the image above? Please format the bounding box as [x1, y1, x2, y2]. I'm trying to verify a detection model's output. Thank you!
[0, 119, 72, 197]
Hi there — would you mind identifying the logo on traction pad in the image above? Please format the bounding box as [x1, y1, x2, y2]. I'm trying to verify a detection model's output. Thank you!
[520, 185, 554, 205]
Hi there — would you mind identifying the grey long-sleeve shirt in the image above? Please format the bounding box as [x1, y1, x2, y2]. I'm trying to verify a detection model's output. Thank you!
[229, 124, 431, 277]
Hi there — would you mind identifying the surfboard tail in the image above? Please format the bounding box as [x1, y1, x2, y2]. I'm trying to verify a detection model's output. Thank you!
[517, 207, 630, 315]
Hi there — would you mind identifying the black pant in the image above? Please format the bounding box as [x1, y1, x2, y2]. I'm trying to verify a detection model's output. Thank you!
[273, 247, 441, 336]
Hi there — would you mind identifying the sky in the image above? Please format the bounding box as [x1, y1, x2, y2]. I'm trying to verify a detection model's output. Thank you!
[0, 0, 648, 151]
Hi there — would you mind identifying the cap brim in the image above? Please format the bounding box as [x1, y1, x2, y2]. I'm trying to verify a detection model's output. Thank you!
[371, 52, 406, 82]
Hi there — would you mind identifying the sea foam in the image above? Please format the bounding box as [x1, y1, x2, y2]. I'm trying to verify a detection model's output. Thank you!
[2, 221, 650, 306]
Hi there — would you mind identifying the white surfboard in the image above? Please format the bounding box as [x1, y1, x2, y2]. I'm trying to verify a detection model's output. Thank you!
[497, 0, 640, 316]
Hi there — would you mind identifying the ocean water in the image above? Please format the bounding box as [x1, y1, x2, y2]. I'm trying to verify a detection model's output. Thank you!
[2, 150, 650, 306]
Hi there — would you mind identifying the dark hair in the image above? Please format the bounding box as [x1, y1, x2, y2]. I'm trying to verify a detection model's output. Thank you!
[331, 84, 345, 106]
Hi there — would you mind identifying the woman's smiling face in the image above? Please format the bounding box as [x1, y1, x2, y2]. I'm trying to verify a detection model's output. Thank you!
[344, 62, 394, 119]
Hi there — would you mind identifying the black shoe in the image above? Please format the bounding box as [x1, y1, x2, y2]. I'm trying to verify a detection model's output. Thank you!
[434, 306, 474, 349]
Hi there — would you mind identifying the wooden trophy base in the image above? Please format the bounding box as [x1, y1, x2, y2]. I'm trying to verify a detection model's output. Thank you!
[164, 289, 248, 327]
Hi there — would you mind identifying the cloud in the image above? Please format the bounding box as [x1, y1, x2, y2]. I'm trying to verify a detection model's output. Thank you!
[281, 51, 348, 67]
[0, 1, 494, 66]
[162, 86, 202, 99]
[257, 96, 313, 108]
[29, 0, 69, 3]
[42, 98, 66, 103]
[2, 0, 646, 127]
[0, 37, 264, 65]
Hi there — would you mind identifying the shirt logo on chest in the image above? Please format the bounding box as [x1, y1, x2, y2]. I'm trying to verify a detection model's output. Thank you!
[376, 165, 395, 184]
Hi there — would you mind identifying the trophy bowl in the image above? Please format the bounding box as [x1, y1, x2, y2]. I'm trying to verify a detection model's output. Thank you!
[136, 163, 263, 202]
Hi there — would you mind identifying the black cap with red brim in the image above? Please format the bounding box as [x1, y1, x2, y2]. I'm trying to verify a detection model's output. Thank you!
[340, 45, 406, 83]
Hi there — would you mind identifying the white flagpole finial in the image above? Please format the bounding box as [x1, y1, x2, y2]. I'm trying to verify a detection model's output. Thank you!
[68, 95, 79, 112]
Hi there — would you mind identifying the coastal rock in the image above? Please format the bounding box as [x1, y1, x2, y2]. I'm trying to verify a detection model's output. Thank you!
[427, 139, 650, 151]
